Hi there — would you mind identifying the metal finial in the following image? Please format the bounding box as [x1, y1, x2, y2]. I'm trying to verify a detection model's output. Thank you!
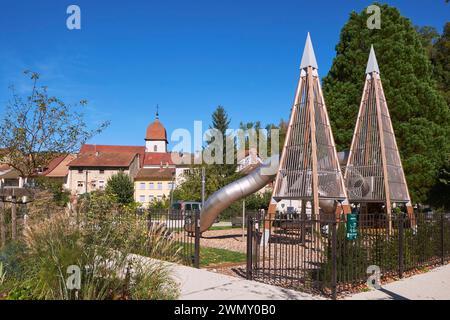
[156, 104, 159, 119]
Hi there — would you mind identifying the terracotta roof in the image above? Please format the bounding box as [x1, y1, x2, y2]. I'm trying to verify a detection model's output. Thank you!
[44, 154, 77, 177]
[143, 152, 174, 166]
[68, 152, 138, 168]
[80, 144, 145, 166]
[135, 168, 175, 181]
[146, 119, 167, 141]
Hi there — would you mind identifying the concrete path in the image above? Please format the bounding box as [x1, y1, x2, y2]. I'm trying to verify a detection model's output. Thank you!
[346, 264, 450, 300]
[172, 264, 324, 300]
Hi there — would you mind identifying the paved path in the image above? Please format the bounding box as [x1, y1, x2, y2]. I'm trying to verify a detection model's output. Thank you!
[346, 264, 450, 300]
[172, 264, 323, 300]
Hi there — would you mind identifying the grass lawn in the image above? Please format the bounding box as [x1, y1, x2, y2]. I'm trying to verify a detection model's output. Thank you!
[200, 247, 246, 267]
[207, 226, 241, 231]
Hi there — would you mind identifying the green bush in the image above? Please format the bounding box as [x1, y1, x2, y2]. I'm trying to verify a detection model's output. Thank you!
[105, 172, 135, 205]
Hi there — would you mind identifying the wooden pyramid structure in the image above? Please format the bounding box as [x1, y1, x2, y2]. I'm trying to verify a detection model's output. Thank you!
[272, 33, 348, 219]
[344, 46, 411, 218]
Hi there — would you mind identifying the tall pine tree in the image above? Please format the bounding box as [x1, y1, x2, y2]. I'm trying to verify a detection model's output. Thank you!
[323, 3, 450, 204]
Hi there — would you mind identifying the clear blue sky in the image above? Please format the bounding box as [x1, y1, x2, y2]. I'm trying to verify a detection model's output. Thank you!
[0, 1, 448, 149]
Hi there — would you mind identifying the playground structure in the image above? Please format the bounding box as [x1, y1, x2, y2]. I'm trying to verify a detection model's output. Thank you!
[172, 34, 447, 299]
[271, 33, 348, 221]
[185, 155, 278, 233]
[187, 34, 412, 238]
[344, 46, 412, 229]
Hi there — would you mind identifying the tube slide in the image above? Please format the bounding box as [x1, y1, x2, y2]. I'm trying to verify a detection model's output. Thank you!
[186, 156, 278, 233]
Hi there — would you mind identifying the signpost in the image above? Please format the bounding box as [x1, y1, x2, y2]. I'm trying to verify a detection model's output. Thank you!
[346, 213, 358, 240]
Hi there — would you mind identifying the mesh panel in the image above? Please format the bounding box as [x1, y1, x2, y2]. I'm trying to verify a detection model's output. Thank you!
[274, 71, 346, 200]
[345, 77, 409, 203]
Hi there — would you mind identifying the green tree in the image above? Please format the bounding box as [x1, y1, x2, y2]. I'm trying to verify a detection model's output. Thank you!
[418, 22, 450, 208]
[322, 4, 450, 204]
[105, 172, 135, 205]
[210, 105, 231, 138]
[430, 22, 450, 107]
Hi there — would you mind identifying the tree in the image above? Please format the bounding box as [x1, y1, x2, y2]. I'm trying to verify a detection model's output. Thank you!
[105, 172, 135, 205]
[322, 4, 450, 204]
[210, 105, 230, 138]
[430, 22, 450, 106]
[417, 22, 450, 208]
[0, 71, 109, 179]
[415, 26, 440, 58]
[416, 22, 450, 106]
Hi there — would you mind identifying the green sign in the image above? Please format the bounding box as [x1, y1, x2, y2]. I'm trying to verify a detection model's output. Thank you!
[346, 213, 358, 240]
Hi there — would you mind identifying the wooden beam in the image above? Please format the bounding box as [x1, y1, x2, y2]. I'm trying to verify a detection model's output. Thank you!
[307, 67, 320, 221]
[373, 74, 392, 232]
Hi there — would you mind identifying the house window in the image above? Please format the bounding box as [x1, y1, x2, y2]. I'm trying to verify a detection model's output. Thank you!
[77, 181, 84, 188]
[99, 169, 105, 174]
[91, 180, 97, 188]
[78, 169, 83, 174]
[149, 183, 154, 190]
[149, 195, 154, 202]
[140, 182, 146, 190]
[157, 182, 162, 190]
[139, 195, 145, 203]
[154, 145, 157, 152]
[98, 180, 105, 189]
[167, 182, 174, 189]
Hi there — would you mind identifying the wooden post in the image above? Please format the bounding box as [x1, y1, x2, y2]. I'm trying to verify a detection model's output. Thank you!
[11, 196, 17, 241]
[307, 66, 320, 235]
[0, 199, 5, 248]
[373, 75, 392, 233]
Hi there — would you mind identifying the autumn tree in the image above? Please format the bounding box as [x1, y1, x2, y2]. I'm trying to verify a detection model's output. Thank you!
[0, 71, 109, 179]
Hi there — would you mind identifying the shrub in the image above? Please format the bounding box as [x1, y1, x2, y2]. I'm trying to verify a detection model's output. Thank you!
[3, 198, 180, 300]
[105, 172, 135, 205]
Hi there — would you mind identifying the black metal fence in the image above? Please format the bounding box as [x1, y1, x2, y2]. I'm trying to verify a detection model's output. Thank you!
[246, 210, 450, 299]
[147, 209, 201, 268]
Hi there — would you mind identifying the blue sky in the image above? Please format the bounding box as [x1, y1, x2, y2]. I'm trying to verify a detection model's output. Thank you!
[0, 1, 448, 149]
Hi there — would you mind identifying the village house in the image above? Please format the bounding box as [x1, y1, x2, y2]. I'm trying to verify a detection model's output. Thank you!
[67, 151, 140, 194]
[65, 112, 192, 205]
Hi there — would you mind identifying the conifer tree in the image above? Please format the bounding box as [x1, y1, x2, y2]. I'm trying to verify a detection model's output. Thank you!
[323, 3, 450, 204]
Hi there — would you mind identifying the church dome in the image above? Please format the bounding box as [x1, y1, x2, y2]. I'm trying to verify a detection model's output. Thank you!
[145, 118, 167, 141]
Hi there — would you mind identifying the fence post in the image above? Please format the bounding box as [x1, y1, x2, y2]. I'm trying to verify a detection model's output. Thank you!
[331, 220, 337, 300]
[246, 215, 253, 280]
[0, 199, 5, 248]
[11, 196, 17, 241]
[441, 212, 445, 265]
[194, 210, 200, 268]
[398, 212, 404, 278]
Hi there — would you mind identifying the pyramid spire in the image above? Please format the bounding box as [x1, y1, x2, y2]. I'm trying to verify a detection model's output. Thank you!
[300, 33, 318, 70]
[365, 45, 380, 74]
[346, 48, 411, 230]
[273, 33, 347, 219]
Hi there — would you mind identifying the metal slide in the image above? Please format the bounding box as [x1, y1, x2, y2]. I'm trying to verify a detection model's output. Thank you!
[186, 156, 278, 233]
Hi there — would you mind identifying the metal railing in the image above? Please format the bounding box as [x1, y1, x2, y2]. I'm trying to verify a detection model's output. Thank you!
[246, 210, 450, 299]
[147, 209, 201, 268]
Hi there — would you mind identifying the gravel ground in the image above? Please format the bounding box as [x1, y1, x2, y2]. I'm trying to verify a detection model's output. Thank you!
[200, 228, 248, 253]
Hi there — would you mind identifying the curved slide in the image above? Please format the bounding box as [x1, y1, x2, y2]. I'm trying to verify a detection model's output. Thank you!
[186, 156, 278, 233]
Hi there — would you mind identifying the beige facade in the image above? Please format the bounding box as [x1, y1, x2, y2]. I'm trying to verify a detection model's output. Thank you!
[67, 154, 140, 195]
[134, 180, 174, 207]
